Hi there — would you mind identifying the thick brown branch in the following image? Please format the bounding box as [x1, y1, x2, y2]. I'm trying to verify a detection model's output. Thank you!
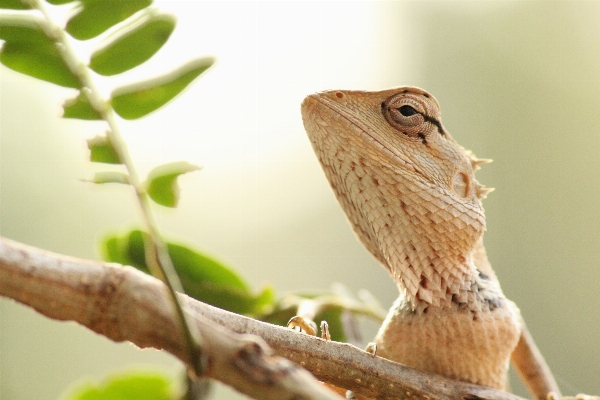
[0, 237, 525, 400]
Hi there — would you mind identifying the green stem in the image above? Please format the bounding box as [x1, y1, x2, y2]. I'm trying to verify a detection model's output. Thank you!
[28, 0, 205, 376]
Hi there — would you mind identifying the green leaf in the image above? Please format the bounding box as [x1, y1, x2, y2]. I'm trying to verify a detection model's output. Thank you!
[63, 371, 176, 400]
[63, 91, 102, 120]
[45, 0, 77, 4]
[0, 22, 80, 88]
[88, 171, 130, 185]
[0, 15, 52, 45]
[145, 161, 200, 207]
[101, 229, 275, 315]
[0, 42, 80, 88]
[0, 0, 30, 10]
[66, 0, 153, 41]
[89, 13, 174, 76]
[111, 57, 214, 119]
[87, 135, 121, 164]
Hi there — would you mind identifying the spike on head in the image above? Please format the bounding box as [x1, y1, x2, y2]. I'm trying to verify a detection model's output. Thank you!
[475, 184, 495, 199]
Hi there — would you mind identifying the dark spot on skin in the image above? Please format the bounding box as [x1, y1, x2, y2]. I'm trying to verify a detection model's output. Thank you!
[401, 131, 408, 136]
[478, 270, 490, 280]
[423, 307, 428, 314]
[373, 177, 379, 185]
[422, 93, 430, 98]
[335, 92, 343, 99]
[418, 133, 427, 145]
[420, 276, 428, 289]
[402, 89, 408, 93]
[451, 294, 458, 303]
[422, 115, 446, 136]
[381, 101, 385, 110]
[399, 200, 407, 212]
[473, 315, 478, 321]
[486, 298, 502, 311]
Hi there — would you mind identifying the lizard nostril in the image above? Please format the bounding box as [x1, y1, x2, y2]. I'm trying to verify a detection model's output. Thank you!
[335, 92, 344, 99]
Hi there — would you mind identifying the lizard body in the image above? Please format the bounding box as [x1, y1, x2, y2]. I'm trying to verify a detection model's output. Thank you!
[301, 87, 559, 398]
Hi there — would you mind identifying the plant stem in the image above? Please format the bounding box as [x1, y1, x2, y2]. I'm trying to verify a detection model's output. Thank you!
[28, 0, 205, 376]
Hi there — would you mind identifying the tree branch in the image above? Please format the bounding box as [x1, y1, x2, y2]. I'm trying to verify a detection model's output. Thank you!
[0, 236, 526, 400]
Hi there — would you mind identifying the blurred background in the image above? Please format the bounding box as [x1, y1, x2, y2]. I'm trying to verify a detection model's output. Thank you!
[1, 2, 600, 399]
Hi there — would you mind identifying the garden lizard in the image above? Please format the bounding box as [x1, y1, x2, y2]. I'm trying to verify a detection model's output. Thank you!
[301, 87, 561, 399]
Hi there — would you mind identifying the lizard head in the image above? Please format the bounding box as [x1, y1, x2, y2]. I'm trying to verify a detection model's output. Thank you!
[301, 87, 493, 305]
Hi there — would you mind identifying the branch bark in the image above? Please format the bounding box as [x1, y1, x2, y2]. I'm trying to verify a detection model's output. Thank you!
[0, 236, 526, 400]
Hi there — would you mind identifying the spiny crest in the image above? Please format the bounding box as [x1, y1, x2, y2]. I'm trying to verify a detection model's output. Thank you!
[466, 150, 494, 199]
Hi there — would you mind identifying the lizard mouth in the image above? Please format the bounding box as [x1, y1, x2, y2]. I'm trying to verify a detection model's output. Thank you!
[302, 93, 427, 179]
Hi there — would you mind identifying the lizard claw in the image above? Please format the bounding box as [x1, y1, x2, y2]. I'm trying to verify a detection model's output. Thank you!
[320, 320, 331, 341]
[287, 317, 333, 341]
[365, 342, 377, 357]
[287, 316, 317, 336]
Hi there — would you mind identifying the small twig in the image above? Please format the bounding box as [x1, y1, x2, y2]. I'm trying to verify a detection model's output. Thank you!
[0, 237, 528, 400]
[27, 0, 204, 375]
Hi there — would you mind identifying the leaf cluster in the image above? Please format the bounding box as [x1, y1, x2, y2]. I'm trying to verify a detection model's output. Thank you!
[1, 1, 386, 397]
[0, 0, 214, 207]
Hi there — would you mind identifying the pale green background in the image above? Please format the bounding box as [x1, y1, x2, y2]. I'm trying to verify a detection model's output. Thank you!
[1, 2, 599, 399]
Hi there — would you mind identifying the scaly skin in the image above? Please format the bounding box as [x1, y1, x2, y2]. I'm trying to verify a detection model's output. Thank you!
[301, 87, 559, 398]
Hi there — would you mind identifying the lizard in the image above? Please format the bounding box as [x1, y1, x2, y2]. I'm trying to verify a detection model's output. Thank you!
[300, 86, 561, 399]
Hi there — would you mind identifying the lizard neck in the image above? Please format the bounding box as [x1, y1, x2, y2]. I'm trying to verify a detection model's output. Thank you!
[365, 168, 496, 310]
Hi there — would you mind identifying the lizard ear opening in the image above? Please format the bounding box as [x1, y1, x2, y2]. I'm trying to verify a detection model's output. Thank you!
[452, 172, 470, 198]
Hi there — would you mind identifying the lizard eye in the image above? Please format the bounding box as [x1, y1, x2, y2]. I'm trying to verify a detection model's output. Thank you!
[382, 94, 428, 140]
[382, 91, 444, 141]
[398, 105, 418, 117]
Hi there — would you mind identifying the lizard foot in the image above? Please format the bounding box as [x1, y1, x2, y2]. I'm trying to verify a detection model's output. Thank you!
[287, 316, 332, 340]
